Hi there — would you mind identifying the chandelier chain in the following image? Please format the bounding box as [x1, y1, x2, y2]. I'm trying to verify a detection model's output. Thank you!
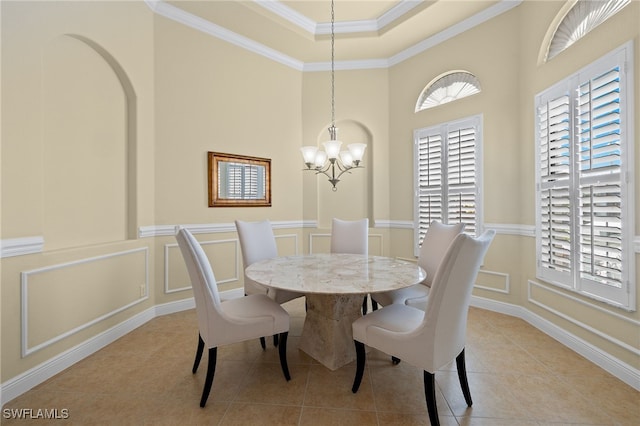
[330, 0, 335, 128]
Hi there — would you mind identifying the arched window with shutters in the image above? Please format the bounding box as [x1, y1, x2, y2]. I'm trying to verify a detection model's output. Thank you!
[415, 71, 481, 112]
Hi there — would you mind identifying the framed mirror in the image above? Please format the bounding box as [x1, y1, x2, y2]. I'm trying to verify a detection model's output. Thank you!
[208, 152, 271, 207]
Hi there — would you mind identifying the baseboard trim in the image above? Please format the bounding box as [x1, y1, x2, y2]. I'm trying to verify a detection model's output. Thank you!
[471, 296, 640, 391]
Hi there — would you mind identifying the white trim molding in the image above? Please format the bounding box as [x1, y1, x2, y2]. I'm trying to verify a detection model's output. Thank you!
[1, 236, 44, 258]
[21, 248, 149, 357]
[147, 0, 303, 70]
[485, 223, 536, 237]
[1, 290, 246, 406]
[145, 0, 522, 71]
[471, 295, 640, 392]
[374, 220, 414, 229]
[4, 289, 637, 407]
[138, 220, 316, 238]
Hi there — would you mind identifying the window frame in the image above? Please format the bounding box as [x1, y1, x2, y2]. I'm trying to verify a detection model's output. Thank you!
[534, 42, 635, 311]
[413, 114, 483, 256]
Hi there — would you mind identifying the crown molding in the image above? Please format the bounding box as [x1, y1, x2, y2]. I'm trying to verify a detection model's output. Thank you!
[146, 0, 304, 71]
[389, 0, 522, 66]
[147, 0, 523, 72]
[303, 58, 390, 72]
[256, 0, 424, 36]
[253, 0, 318, 34]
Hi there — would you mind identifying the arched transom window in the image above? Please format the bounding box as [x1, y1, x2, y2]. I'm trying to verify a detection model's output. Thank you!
[415, 71, 481, 112]
[545, 0, 630, 61]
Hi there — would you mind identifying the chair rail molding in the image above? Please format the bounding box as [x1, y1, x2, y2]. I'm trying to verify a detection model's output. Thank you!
[1, 236, 44, 258]
[138, 220, 317, 238]
[3, 226, 638, 257]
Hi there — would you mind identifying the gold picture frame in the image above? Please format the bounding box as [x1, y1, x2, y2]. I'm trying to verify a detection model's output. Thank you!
[208, 152, 271, 207]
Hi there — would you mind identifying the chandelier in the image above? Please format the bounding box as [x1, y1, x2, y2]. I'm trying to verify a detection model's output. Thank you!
[300, 0, 366, 191]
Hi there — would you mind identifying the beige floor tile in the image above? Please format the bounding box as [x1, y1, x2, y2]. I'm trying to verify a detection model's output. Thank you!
[303, 364, 375, 411]
[233, 363, 309, 405]
[438, 371, 531, 419]
[3, 304, 638, 426]
[298, 407, 377, 425]
[220, 402, 301, 426]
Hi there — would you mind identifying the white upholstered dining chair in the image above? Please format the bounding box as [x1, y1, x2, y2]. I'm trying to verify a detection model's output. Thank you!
[371, 220, 465, 311]
[351, 230, 495, 426]
[330, 218, 369, 314]
[175, 227, 291, 408]
[236, 220, 305, 347]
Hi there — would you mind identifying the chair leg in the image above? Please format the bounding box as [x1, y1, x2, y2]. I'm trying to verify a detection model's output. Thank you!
[362, 295, 368, 315]
[200, 347, 217, 408]
[352, 341, 366, 393]
[391, 356, 401, 365]
[423, 371, 439, 426]
[273, 334, 279, 347]
[277, 332, 291, 381]
[456, 348, 473, 406]
[192, 333, 205, 374]
[371, 299, 379, 311]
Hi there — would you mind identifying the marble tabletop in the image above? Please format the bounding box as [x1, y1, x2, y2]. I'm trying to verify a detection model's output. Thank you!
[245, 253, 426, 295]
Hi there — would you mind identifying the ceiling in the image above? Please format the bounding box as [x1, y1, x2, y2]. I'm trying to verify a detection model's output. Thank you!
[157, 0, 522, 67]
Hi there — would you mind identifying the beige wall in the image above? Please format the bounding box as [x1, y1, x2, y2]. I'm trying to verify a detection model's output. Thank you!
[301, 68, 389, 230]
[1, 0, 638, 399]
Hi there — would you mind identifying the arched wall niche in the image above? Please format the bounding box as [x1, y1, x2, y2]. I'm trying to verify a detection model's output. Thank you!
[42, 34, 137, 251]
[315, 119, 373, 228]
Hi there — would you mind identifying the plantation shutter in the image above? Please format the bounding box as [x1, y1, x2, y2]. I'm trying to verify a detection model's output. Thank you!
[414, 115, 481, 255]
[576, 66, 623, 290]
[537, 91, 573, 285]
[447, 126, 477, 235]
[535, 43, 633, 309]
[415, 133, 443, 245]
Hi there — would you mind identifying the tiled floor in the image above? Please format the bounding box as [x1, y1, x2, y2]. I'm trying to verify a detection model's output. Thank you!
[3, 298, 639, 425]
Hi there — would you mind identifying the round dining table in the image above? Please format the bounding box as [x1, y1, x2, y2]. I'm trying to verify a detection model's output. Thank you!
[245, 253, 426, 370]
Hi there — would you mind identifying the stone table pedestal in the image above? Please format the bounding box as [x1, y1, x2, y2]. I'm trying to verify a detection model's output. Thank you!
[299, 293, 364, 370]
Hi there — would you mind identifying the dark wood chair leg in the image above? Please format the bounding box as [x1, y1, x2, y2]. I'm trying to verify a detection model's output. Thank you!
[277, 332, 291, 381]
[362, 295, 368, 315]
[456, 348, 473, 406]
[424, 371, 439, 426]
[192, 333, 205, 374]
[391, 356, 401, 365]
[352, 341, 366, 393]
[371, 299, 379, 311]
[273, 334, 279, 347]
[200, 347, 217, 408]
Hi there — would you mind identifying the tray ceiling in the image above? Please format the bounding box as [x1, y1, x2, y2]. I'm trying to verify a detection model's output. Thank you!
[158, 0, 521, 66]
